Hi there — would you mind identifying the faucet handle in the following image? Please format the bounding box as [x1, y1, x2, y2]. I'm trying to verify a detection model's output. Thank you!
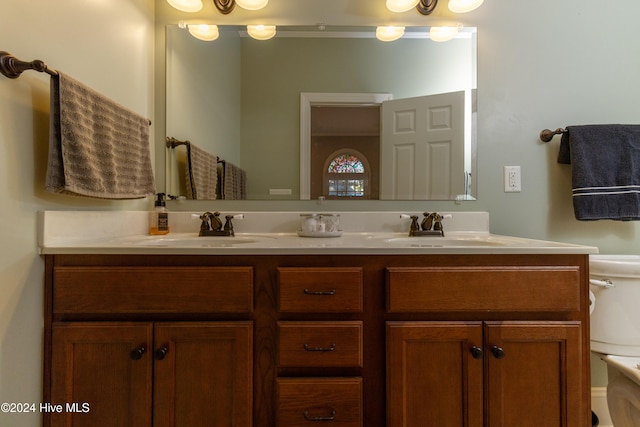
[223, 213, 244, 236]
[197, 212, 214, 231]
[432, 213, 452, 236]
[400, 214, 420, 234]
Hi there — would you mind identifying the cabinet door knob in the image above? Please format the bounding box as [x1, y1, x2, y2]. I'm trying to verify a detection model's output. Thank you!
[490, 346, 506, 359]
[130, 346, 146, 360]
[303, 409, 336, 421]
[154, 346, 168, 360]
[470, 346, 484, 359]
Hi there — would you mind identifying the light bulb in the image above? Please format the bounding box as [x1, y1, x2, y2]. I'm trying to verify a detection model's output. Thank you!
[188, 25, 219, 41]
[448, 0, 484, 13]
[386, 0, 420, 13]
[247, 25, 276, 40]
[429, 26, 460, 42]
[166, 0, 203, 13]
[376, 26, 405, 42]
[235, 0, 268, 10]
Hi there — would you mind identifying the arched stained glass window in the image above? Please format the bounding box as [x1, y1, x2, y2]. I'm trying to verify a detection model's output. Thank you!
[324, 151, 369, 198]
[327, 154, 365, 174]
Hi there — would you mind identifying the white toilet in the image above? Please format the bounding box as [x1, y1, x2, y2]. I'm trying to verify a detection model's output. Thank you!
[590, 255, 640, 426]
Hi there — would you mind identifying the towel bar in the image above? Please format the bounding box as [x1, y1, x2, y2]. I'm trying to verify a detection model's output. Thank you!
[167, 137, 223, 164]
[2, 51, 152, 126]
[540, 128, 567, 142]
[0, 51, 58, 78]
[166, 136, 190, 149]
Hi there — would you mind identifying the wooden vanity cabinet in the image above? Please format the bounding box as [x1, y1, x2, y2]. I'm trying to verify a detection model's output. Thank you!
[44, 264, 253, 427]
[387, 321, 582, 427]
[386, 266, 587, 427]
[44, 253, 591, 427]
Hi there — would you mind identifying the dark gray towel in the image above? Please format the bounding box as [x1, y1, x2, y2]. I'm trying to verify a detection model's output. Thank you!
[558, 124, 640, 220]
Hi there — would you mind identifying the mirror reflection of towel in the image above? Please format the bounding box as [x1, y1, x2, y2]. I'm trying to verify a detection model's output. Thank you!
[558, 124, 640, 220]
[46, 72, 155, 199]
[221, 161, 246, 200]
[185, 143, 218, 200]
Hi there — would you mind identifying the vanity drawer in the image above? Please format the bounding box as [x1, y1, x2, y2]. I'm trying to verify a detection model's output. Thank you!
[386, 266, 581, 313]
[276, 377, 362, 427]
[278, 267, 363, 313]
[53, 266, 253, 315]
[278, 321, 363, 367]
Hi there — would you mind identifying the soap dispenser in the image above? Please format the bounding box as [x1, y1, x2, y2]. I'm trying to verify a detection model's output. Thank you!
[149, 193, 170, 235]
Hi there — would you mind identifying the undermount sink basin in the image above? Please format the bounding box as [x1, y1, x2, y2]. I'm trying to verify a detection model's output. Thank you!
[134, 235, 272, 247]
[374, 235, 520, 247]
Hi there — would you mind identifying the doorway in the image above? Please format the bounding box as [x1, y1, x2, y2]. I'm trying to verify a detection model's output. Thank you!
[310, 105, 380, 200]
[299, 93, 392, 200]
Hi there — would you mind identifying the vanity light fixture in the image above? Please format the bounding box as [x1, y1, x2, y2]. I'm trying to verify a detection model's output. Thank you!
[386, 0, 421, 13]
[235, 0, 268, 10]
[188, 24, 220, 41]
[429, 25, 460, 42]
[167, 0, 203, 12]
[212, 0, 268, 14]
[376, 26, 405, 42]
[386, 0, 438, 14]
[246, 25, 276, 40]
[386, 0, 483, 15]
[448, 0, 484, 13]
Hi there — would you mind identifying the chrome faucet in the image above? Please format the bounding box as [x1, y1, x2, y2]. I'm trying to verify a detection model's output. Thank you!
[198, 211, 244, 236]
[402, 212, 446, 237]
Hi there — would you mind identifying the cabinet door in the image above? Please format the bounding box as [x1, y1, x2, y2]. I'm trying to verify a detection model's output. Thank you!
[387, 322, 484, 427]
[484, 321, 584, 427]
[153, 322, 253, 427]
[50, 322, 153, 427]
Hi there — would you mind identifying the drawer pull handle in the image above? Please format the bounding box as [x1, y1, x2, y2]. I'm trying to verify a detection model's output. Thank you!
[154, 346, 168, 360]
[304, 288, 336, 296]
[304, 343, 336, 352]
[490, 346, 505, 359]
[470, 346, 483, 359]
[130, 346, 146, 360]
[303, 409, 336, 421]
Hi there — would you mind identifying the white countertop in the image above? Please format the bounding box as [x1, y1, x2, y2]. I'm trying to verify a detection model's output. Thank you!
[38, 211, 598, 255]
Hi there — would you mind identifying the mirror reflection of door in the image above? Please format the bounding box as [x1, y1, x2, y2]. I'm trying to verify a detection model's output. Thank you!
[380, 91, 466, 200]
[303, 91, 469, 201]
[310, 105, 380, 200]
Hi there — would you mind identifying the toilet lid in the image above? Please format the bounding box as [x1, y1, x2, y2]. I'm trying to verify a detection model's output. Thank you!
[602, 355, 640, 387]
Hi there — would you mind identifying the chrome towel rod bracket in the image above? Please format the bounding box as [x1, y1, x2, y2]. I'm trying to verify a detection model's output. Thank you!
[0, 51, 58, 79]
[540, 127, 567, 142]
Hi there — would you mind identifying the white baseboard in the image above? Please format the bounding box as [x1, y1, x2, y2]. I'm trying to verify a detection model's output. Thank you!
[592, 387, 612, 427]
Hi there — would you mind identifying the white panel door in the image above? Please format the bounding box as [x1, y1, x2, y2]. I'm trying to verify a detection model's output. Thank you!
[380, 91, 465, 200]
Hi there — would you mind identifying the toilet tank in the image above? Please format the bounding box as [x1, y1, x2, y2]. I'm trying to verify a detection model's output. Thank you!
[590, 255, 640, 356]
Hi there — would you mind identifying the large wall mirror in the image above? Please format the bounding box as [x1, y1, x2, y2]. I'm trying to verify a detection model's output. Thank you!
[166, 25, 477, 201]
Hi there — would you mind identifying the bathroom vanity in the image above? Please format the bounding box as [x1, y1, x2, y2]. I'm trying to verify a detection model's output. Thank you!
[40, 211, 597, 427]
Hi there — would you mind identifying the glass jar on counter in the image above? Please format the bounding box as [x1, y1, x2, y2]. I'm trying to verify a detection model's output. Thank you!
[299, 213, 340, 234]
